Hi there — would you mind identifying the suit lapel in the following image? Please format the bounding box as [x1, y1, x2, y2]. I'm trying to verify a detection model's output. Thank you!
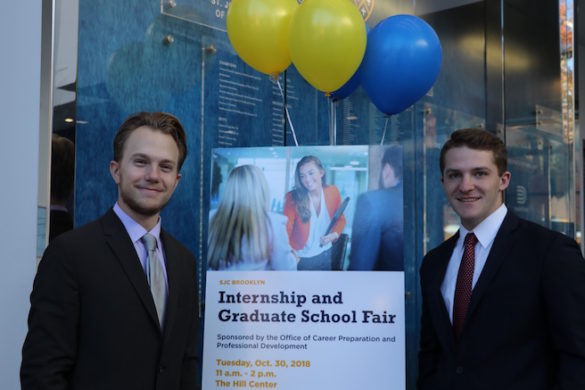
[429, 234, 459, 351]
[466, 212, 520, 327]
[101, 209, 160, 328]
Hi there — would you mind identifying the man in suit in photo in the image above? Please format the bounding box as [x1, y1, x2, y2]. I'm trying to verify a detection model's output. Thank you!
[418, 128, 585, 389]
[349, 145, 403, 271]
[21, 112, 200, 389]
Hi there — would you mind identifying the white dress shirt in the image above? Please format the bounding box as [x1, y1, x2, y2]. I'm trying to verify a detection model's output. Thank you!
[297, 189, 332, 257]
[441, 203, 507, 323]
[113, 203, 168, 289]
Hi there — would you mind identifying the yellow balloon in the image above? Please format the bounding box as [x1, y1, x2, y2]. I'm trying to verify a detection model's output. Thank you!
[227, 0, 299, 76]
[289, 0, 367, 92]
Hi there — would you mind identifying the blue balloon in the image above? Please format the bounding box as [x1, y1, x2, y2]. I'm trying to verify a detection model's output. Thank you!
[330, 24, 370, 101]
[361, 15, 442, 115]
[329, 66, 362, 101]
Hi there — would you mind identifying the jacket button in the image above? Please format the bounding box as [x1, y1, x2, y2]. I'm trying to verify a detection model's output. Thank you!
[455, 366, 464, 375]
[159, 366, 166, 373]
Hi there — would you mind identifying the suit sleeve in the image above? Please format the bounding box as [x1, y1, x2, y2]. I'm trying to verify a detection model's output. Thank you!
[180, 253, 201, 390]
[21, 238, 79, 389]
[417, 256, 441, 389]
[349, 194, 380, 270]
[542, 234, 585, 388]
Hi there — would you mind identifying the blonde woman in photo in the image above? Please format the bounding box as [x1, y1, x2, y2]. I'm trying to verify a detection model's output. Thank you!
[208, 164, 296, 271]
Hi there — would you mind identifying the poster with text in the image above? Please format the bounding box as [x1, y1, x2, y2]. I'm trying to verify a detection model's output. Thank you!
[203, 145, 405, 389]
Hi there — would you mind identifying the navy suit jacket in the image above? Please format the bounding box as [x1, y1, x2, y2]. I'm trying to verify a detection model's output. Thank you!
[349, 186, 403, 271]
[21, 209, 200, 389]
[418, 211, 585, 389]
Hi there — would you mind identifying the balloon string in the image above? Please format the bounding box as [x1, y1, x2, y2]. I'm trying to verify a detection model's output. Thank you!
[380, 116, 389, 145]
[276, 79, 299, 147]
[329, 98, 336, 146]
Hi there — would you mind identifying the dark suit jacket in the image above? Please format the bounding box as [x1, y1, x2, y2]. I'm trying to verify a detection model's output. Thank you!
[349, 186, 403, 271]
[21, 209, 199, 390]
[418, 211, 585, 389]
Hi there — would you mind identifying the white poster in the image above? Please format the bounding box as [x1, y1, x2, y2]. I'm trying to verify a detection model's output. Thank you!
[203, 146, 405, 389]
[203, 272, 405, 389]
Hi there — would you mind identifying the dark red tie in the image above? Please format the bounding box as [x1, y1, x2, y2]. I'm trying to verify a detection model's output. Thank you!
[453, 232, 478, 340]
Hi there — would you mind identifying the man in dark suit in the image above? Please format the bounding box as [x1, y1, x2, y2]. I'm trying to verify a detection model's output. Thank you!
[21, 112, 200, 389]
[349, 145, 403, 271]
[418, 128, 585, 389]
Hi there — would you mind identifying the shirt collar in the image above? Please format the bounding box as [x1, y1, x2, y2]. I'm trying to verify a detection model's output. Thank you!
[113, 203, 162, 244]
[459, 203, 507, 248]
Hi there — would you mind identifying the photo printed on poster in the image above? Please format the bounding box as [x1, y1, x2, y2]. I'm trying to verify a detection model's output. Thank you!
[202, 145, 405, 390]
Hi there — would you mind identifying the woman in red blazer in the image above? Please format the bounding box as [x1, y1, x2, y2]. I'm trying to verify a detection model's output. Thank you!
[283, 155, 345, 270]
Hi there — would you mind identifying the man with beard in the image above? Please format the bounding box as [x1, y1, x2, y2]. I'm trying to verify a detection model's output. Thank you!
[21, 112, 200, 389]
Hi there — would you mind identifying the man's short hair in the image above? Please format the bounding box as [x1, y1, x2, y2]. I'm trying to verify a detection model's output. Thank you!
[113, 112, 188, 170]
[440, 128, 507, 176]
[381, 145, 402, 179]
